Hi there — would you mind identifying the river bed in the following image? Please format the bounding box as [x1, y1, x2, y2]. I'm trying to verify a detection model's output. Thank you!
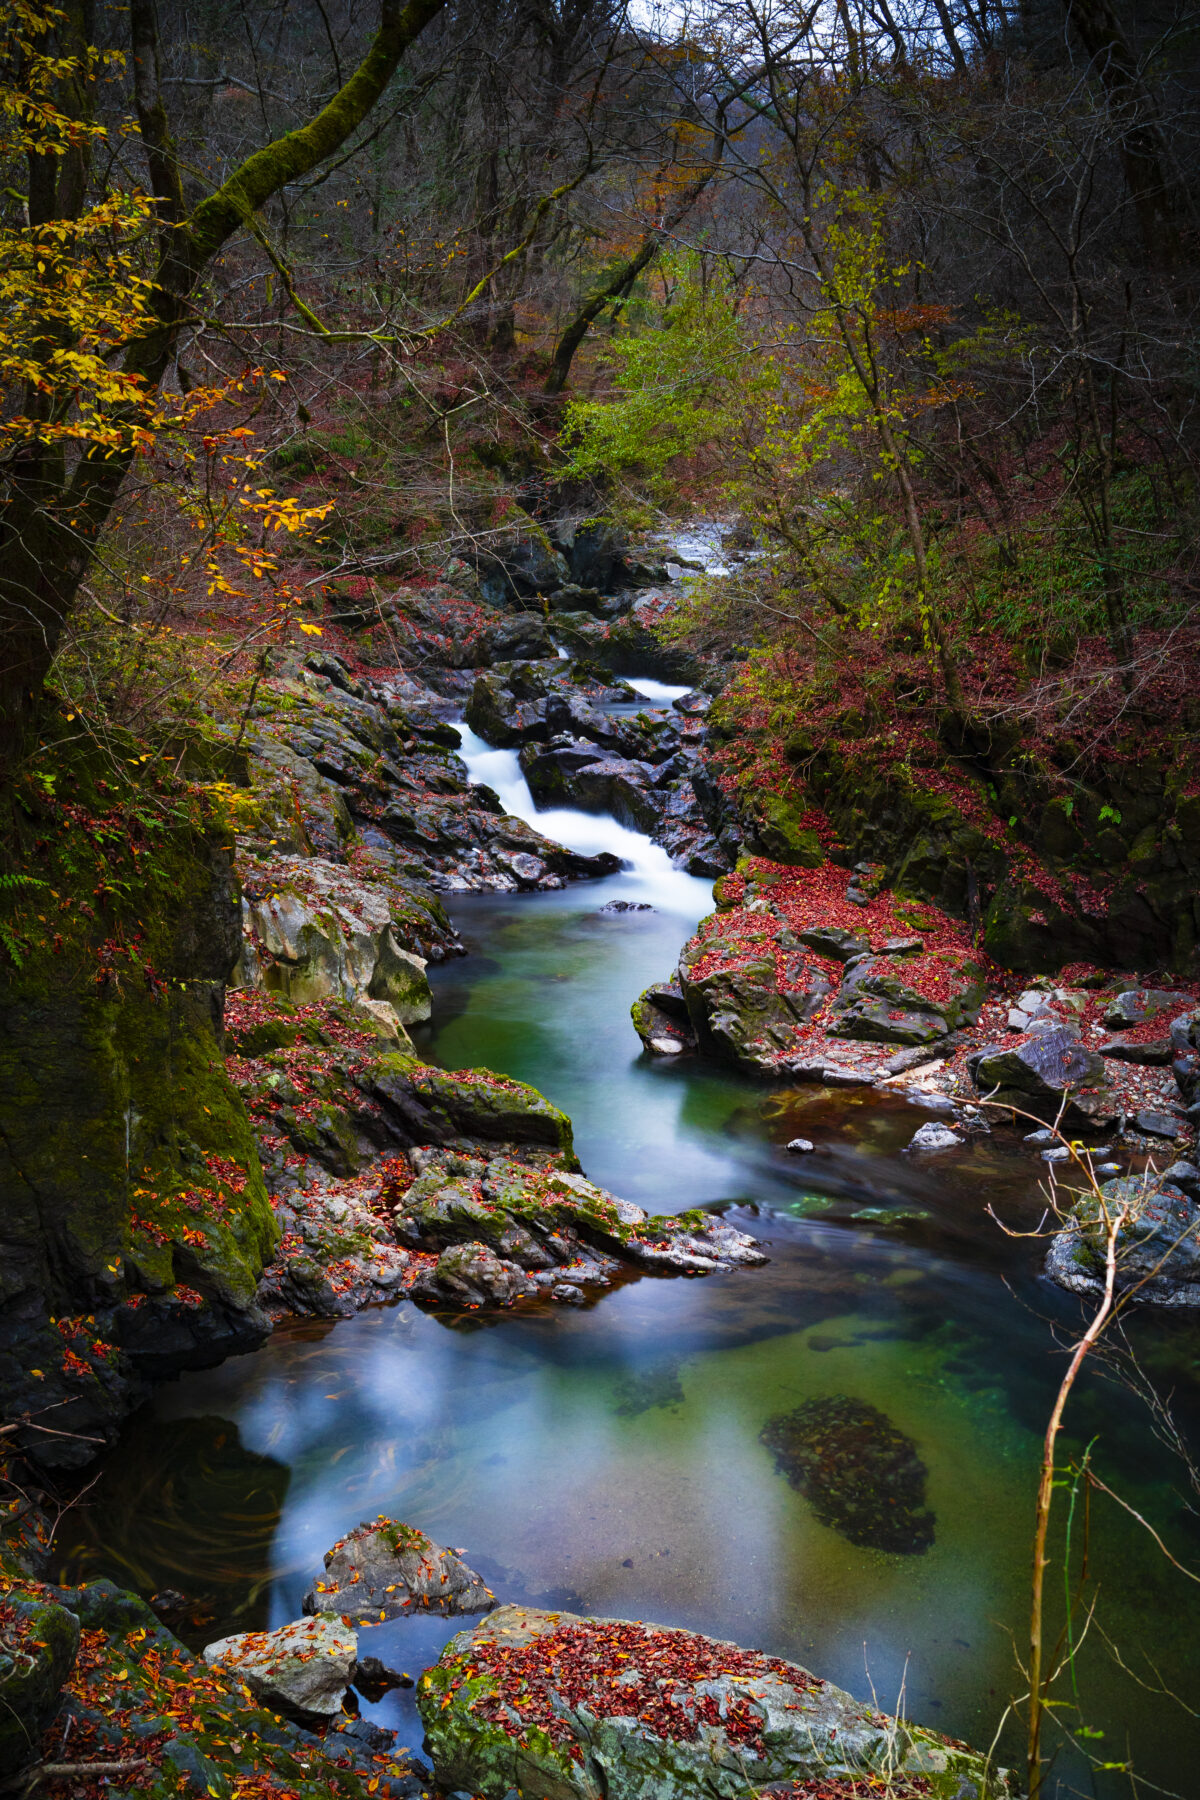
[56, 705, 1200, 1796]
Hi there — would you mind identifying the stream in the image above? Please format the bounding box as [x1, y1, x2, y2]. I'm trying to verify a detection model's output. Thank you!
[56, 686, 1200, 1796]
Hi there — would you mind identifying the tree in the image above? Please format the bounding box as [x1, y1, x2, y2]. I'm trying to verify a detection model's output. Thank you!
[0, 0, 447, 757]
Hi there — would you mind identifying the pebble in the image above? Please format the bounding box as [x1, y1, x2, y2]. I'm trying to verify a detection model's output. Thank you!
[786, 1138, 816, 1154]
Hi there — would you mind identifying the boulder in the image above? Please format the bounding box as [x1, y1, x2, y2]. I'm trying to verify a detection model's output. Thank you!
[412, 1240, 543, 1306]
[631, 981, 696, 1056]
[303, 1517, 493, 1622]
[417, 1606, 1011, 1800]
[235, 858, 433, 1027]
[203, 1614, 357, 1719]
[795, 923, 871, 961]
[970, 1028, 1109, 1123]
[1170, 1009, 1200, 1110]
[829, 951, 985, 1045]
[761, 1397, 935, 1554]
[1104, 988, 1195, 1029]
[0, 1591, 80, 1774]
[907, 1121, 963, 1151]
[1046, 1176, 1200, 1305]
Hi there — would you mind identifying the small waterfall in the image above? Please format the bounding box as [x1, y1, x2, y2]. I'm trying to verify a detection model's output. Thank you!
[453, 721, 712, 917]
[627, 677, 692, 705]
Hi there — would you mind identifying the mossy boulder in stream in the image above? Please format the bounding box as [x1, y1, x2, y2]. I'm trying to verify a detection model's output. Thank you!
[417, 1605, 1013, 1799]
[760, 1397, 936, 1554]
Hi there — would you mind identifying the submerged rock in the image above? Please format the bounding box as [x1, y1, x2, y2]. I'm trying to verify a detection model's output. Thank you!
[303, 1517, 493, 1622]
[203, 1613, 357, 1719]
[417, 1605, 1011, 1799]
[760, 1396, 935, 1554]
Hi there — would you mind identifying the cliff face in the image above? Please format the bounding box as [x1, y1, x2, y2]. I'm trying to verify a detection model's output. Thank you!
[0, 784, 277, 1469]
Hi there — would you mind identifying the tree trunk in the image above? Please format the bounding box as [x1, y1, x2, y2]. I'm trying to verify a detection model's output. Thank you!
[0, 0, 448, 759]
[544, 163, 718, 396]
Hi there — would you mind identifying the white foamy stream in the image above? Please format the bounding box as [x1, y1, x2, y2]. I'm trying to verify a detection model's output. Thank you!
[453, 720, 711, 916]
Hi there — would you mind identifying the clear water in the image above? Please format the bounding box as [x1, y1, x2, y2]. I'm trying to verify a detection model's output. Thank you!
[56, 735, 1200, 1796]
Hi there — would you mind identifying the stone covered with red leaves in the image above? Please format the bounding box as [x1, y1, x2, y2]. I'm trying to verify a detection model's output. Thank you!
[0, 1575, 426, 1798]
[225, 991, 764, 1317]
[418, 1606, 1014, 1800]
[636, 859, 1199, 1154]
[302, 1516, 493, 1623]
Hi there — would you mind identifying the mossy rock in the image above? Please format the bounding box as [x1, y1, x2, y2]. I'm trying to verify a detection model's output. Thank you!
[0, 1590, 80, 1773]
[418, 1606, 1014, 1800]
[741, 790, 824, 867]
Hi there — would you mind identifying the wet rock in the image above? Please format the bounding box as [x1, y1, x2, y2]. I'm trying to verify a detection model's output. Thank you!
[303, 1517, 493, 1622]
[417, 1606, 1008, 1799]
[1047, 1176, 1200, 1305]
[631, 980, 696, 1055]
[412, 1241, 542, 1306]
[354, 1654, 413, 1699]
[1104, 988, 1195, 1029]
[203, 1614, 357, 1719]
[907, 1121, 963, 1152]
[337, 1716, 398, 1752]
[1170, 1009, 1200, 1110]
[970, 1028, 1108, 1123]
[677, 914, 833, 1069]
[786, 1137, 816, 1153]
[760, 1397, 935, 1554]
[829, 950, 985, 1046]
[600, 899, 653, 913]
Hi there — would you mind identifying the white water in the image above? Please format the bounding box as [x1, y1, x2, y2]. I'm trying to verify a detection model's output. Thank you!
[627, 677, 692, 705]
[453, 721, 711, 917]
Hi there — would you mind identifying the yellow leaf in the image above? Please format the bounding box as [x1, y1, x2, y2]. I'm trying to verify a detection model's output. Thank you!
[298, 623, 323, 636]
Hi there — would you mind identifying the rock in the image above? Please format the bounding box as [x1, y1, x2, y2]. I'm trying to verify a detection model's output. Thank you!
[48, 1578, 420, 1797]
[907, 1122, 963, 1151]
[631, 981, 696, 1055]
[354, 1653, 413, 1699]
[412, 1241, 541, 1306]
[203, 1614, 357, 1719]
[418, 1607, 1009, 1799]
[1164, 1160, 1200, 1200]
[1047, 1176, 1200, 1305]
[677, 912, 833, 1069]
[794, 923, 870, 961]
[1104, 988, 1195, 1029]
[1098, 1034, 1173, 1064]
[829, 950, 985, 1045]
[600, 899, 653, 913]
[970, 1028, 1108, 1123]
[786, 1137, 816, 1153]
[1170, 1009, 1200, 1108]
[303, 1517, 493, 1622]
[0, 1591, 81, 1774]
[234, 857, 433, 1027]
[1134, 1110, 1183, 1141]
[882, 1044, 943, 1076]
[337, 1716, 398, 1752]
[761, 1397, 935, 1553]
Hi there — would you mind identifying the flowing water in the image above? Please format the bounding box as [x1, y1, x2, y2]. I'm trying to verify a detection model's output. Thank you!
[57, 702, 1200, 1796]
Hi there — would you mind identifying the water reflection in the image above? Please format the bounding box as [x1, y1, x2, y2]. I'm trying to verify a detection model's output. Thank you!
[54, 881, 1200, 1796]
